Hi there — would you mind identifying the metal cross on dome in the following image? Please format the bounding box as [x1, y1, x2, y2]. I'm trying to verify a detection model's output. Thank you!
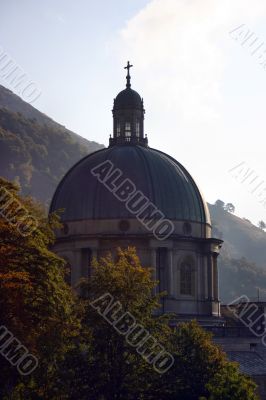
[124, 61, 133, 88]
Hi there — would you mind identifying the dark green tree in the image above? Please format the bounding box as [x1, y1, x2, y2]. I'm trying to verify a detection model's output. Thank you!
[214, 200, 225, 209]
[225, 203, 235, 213]
[258, 220, 266, 230]
[206, 362, 258, 400]
[0, 178, 81, 399]
[56, 248, 258, 400]
[58, 247, 171, 400]
[156, 321, 258, 400]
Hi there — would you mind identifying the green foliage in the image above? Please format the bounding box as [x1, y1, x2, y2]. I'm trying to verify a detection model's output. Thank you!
[56, 249, 258, 400]
[214, 199, 225, 209]
[0, 185, 259, 400]
[224, 203, 235, 213]
[209, 202, 266, 303]
[57, 247, 171, 400]
[0, 108, 101, 206]
[206, 362, 258, 400]
[163, 321, 258, 400]
[258, 221, 266, 230]
[214, 200, 235, 213]
[0, 178, 81, 399]
[170, 321, 225, 399]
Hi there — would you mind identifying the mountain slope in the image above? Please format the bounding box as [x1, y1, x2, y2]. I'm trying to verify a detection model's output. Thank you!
[208, 203, 266, 302]
[218, 256, 266, 303]
[209, 203, 266, 269]
[0, 84, 101, 153]
[0, 85, 104, 206]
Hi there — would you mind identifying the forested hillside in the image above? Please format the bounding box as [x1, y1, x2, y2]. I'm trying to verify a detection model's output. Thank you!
[209, 202, 266, 302]
[0, 85, 103, 206]
[0, 84, 99, 152]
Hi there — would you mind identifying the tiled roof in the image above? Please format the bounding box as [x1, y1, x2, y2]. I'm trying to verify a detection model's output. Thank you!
[227, 351, 266, 376]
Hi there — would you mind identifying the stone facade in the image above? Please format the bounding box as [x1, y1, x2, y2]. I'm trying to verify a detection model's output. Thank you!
[52, 215, 222, 319]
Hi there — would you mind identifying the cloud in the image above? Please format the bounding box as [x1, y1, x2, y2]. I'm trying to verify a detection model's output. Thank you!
[118, 0, 266, 130]
[115, 0, 266, 223]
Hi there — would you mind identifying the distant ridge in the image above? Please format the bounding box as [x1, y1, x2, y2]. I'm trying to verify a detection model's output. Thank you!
[208, 203, 266, 302]
[0, 84, 103, 153]
[0, 84, 104, 206]
[209, 203, 266, 269]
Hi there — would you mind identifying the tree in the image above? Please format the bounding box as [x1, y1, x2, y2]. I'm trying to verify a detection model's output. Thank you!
[159, 321, 258, 400]
[58, 247, 171, 400]
[0, 178, 80, 399]
[0, 186, 258, 400]
[56, 248, 258, 400]
[206, 362, 258, 400]
[215, 200, 225, 209]
[258, 220, 266, 230]
[224, 203, 235, 213]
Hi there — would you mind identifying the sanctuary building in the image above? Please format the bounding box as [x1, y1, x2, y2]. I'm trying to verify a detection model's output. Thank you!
[50, 63, 266, 398]
[50, 62, 222, 324]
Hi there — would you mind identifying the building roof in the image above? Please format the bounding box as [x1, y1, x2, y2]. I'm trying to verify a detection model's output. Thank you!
[113, 61, 143, 110]
[50, 144, 210, 224]
[227, 351, 266, 376]
[114, 88, 143, 110]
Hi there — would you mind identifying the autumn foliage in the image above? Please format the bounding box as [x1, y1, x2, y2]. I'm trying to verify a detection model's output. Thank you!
[0, 178, 259, 399]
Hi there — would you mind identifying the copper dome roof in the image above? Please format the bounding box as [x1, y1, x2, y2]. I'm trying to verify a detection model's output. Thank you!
[50, 145, 210, 225]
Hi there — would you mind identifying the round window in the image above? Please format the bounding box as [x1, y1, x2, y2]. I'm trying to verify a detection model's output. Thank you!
[119, 220, 130, 232]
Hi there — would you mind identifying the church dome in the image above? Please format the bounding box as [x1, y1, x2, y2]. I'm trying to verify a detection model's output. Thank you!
[114, 88, 143, 110]
[49, 63, 221, 321]
[50, 145, 210, 225]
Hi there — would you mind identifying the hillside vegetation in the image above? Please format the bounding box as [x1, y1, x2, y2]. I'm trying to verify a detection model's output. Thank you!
[0, 84, 99, 152]
[209, 203, 266, 268]
[209, 203, 266, 302]
[0, 85, 103, 206]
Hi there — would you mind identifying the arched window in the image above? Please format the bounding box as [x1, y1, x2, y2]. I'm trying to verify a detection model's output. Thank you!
[125, 122, 131, 137]
[116, 123, 121, 137]
[136, 121, 140, 137]
[82, 248, 92, 279]
[180, 262, 193, 295]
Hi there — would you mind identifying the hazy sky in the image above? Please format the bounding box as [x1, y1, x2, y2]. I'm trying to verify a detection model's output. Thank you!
[1, 0, 266, 225]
